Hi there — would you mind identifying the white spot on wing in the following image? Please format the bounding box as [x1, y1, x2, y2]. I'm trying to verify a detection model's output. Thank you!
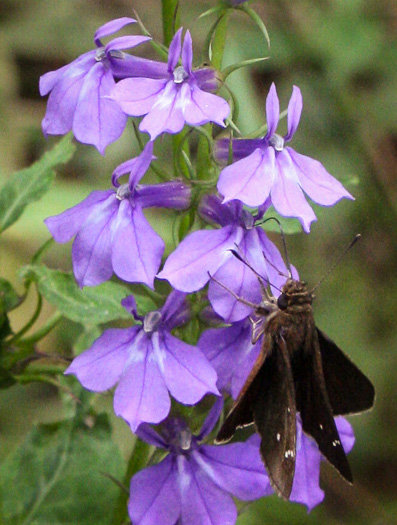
[276, 433, 281, 442]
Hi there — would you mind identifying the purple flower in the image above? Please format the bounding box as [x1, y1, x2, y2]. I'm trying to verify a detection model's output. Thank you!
[158, 194, 289, 322]
[65, 292, 219, 432]
[128, 400, 272, 525]
[216, 83, 353, 232]
[39, 18, 167, 153]
[199, 317, 262, 399]
[110, 28, 230, 140]
[45, 142, 191, 288]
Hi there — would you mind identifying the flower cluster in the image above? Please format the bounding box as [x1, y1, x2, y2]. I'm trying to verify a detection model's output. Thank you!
[41, 9, 356, 525]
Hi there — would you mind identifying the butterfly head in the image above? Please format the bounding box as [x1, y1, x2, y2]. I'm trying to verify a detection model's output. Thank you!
[277, 279, 313, 312]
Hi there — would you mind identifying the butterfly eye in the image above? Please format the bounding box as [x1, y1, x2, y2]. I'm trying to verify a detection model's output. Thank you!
[277, 293, 289, 310]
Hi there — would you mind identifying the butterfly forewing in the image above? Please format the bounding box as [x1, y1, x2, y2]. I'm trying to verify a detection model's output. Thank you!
[317, 328, 375, 416]
[253, 334, 297, 499]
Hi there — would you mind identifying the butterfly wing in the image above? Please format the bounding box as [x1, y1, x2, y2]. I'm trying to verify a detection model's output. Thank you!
[317, 328, 375, 415]
[215, 332, 271, 444]
[253, 333, 297, 499]
[297, 326, 353, 483]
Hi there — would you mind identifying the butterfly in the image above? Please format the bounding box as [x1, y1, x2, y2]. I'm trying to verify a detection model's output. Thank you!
[215, 271, 375, 500]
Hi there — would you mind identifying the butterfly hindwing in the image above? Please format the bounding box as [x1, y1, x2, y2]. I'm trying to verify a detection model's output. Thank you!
[297, 328, 353, 483]
[317, 328, 375, 416]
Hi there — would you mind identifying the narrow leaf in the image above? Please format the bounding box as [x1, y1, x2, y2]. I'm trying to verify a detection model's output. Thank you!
[0, 135, 75, 233]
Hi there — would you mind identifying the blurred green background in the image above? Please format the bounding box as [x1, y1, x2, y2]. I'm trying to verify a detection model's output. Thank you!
[0, 0, 396, 523]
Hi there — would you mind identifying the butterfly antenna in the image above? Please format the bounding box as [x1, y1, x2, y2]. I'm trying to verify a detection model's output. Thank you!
[207, 272, 260, 309]
[260, 217, 292, 278]
[310, 234, 361, 293]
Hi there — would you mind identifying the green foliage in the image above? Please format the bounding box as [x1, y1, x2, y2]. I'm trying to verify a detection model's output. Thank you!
[0, 135, 75, 234]
[0, 414, 125, 525]
[19, 265, 146, 325]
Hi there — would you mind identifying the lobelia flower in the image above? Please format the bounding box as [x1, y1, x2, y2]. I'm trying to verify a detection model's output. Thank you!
[158, 194, 289, 322]
[45, 142, 190, 288]
[216, 83, 353, 232]
[65, 292, 219, 432]
[128, 399, 272, 525]
[39, 17, 168, 153]
[110, 28, 230, 140]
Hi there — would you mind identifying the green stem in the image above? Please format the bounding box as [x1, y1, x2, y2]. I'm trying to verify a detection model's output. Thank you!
[18, 311, 62, 346]
[162, 0, 180, 46]
[211, 11, 229, 71]
[7, 287, 43, 344]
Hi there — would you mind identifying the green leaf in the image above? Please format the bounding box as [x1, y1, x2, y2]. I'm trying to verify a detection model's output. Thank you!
[0, 415, 125, 525]
[0, 278, 21, 314]
[261, 209, 302, 235]
[0, 135, 75, 234]
[18, 265, 132, 324]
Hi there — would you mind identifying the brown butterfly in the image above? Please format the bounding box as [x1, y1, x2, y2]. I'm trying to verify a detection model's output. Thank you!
[215, 252, 375, 500]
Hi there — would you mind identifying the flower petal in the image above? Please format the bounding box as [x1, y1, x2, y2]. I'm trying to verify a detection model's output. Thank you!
[45, 190, 114, 243]
[114, 336, 171, 431]
[184, 84, 229, 127]
[64, 327, 137, 391]
[112, 203, 164, 288]
[111, 77, 167, 116]
[71, 194, 119, 287]
[289, 149, 354, 206]
[94, 17, 136, 46]
[73, 63, 127, 154]
[129, 455, 180, 525]
[265, 83, 280, 138]
[168, 28, 183, 72]
[285, 85, 303, 142]
[158, 225, 242, 292]
[181, 30, 193, 75]
[158, 332, 219, 404]
[195, 440, 271, 501]
[335, 417, 355, 454]
[178, 455, 237, 525]
[217, 148, 275, 207]
[270, 151, 317, 232]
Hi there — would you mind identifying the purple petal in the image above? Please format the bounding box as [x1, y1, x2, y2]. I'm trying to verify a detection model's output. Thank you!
[129, 455, 180, 525]
[64, 327, 137, 391]
[181, 31, 193, 76]
[114, 336, 171, 431]
[73, 63, 127, 154]
[45, 190, 114, 243]
[137, 181, 191, 210]
[168, 28, 183, 72]
[256, 227, 290, 295]
[94, 17, 136, 47]
[136, 424, 169, 450]
[195, 441, 271, 500]
[41, 55, 95, 136]
[39, 62, 71, 96]
[112, 203, 164, 288]
[139, 81, 185, 140]
[270, 152, 317, 232]
[158, 225, 242, 292]
[217, 148, 275, 206]
[199, 319, 261, 398]
[161, 291, 190, 330]
[265, 83, 280, 138]
[121, 295, 141, 321]
[285, 85, 303, 142]
[127, 141, 154, 189]
[158, 332, 219, 404]
[110, 55, 169, 80]
[178, 455, 237, 525]
[71, 195, 119, 287]
[104, 35, 150, 53]
[335, 417, 355, 454]
[111, 77, 167, 116]
[289, 149, 354, 206]
[198, 194, 242, 227]
[197, 397, 224, 440]
[184, 84, 229, 128]
[214, 137, 265, 163]
[290, 424, 324, 511]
